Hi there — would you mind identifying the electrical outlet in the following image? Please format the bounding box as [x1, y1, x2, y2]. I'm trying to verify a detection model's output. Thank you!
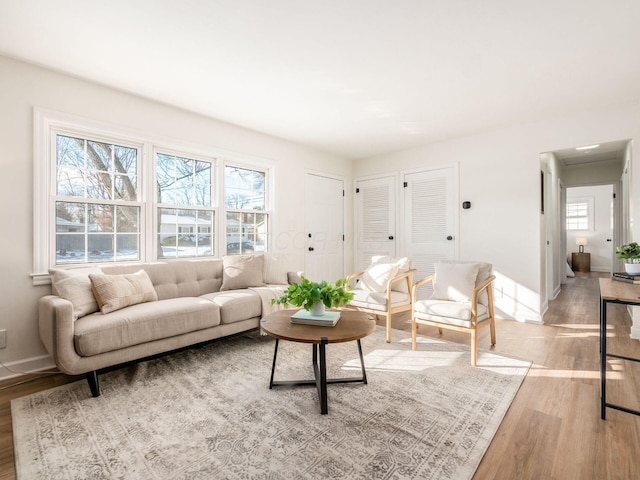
[0, 329, 6, 349]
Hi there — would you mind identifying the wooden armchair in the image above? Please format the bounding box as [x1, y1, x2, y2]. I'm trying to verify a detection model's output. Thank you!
[344, 257, 416, 343]
[411, 261, 496, 366]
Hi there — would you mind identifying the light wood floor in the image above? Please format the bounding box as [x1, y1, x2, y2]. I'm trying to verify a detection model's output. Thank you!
[1, 272, 639, 479]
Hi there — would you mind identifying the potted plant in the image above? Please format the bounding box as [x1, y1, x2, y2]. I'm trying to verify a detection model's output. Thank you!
[616, 242, 640, 274]
[272, 276, 354, 316]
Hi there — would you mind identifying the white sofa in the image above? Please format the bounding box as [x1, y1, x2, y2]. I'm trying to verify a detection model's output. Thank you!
[38, 254, 296, 397]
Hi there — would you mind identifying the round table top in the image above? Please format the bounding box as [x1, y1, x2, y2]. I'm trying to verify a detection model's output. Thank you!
[260, 309, 375, 344]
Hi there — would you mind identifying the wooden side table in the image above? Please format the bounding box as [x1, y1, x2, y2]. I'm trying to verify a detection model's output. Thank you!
[572, 252, 591, 272]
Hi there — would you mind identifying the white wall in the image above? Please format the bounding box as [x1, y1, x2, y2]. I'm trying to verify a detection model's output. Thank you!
[353, 100, 640, 323]
[566, 185, 614, 272]
[0, 55, 352, 377]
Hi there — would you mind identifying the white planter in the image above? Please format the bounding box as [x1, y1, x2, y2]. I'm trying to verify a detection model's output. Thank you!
[625, 261, 640, 275]
[311, 301, 326, 316]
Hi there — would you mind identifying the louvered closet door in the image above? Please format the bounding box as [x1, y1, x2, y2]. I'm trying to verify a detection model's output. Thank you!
[354, 176, 396, 271]
[404, 167, 457, 300]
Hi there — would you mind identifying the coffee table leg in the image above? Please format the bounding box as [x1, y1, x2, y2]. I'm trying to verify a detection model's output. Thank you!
[269, 339, 279, 389]
[357, 339, 367, 385]
[319, 338, 328, 414]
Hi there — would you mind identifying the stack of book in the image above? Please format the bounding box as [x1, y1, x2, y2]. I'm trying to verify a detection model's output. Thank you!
[612, 272, 640, 284]
[290, 309, 341, 327]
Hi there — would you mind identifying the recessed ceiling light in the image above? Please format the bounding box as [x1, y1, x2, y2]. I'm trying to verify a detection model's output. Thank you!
[575, 144, 600, 151]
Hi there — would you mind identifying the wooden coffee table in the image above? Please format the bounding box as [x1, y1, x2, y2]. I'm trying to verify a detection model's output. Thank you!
[260, 309, 375, 414]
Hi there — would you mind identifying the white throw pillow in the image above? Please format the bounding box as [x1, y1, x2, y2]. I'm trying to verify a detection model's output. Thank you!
[370, 256, 413, 292]
[431, 262, 480, 303]
[358, 262, 400, 293]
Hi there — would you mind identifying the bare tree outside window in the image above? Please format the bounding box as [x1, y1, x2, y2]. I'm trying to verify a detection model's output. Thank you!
[55, 135, 140, 264]
[156, 153, 214, 258]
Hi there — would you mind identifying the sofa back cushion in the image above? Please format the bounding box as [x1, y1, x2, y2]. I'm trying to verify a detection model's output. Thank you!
[101, 259, 223, 300]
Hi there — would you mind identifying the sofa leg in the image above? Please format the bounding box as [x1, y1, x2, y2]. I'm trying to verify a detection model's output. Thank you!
[87, 371, 101, 397]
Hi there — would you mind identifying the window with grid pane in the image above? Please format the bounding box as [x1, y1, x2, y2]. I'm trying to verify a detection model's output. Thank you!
[566, 201, 590, 230]
[224, 165, 268, 255]
[156, 153, 215, 258]
[55, 134, 141, 264]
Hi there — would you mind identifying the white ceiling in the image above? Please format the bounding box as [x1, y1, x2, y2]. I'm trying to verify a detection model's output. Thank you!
[1, 0, 640, 160]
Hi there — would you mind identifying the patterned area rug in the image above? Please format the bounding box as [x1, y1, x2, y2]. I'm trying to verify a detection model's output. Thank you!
[12, 327, 530, 479]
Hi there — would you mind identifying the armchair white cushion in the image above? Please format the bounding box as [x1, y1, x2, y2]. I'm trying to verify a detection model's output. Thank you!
[411, 261, 496, 366]
[430, 262, 480, 302]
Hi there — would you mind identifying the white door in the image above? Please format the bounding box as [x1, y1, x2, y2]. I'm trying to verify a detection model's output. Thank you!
[304, 173, 344, 282]
[404, 166, 458, 299]
[354, 175, 396, 271]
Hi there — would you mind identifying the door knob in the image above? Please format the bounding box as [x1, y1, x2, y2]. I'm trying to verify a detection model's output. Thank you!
[606, 238, 612, 242]
[446, 235, 453, 241]
[308, 247, 314, 251]
[388, 236, 394, 240]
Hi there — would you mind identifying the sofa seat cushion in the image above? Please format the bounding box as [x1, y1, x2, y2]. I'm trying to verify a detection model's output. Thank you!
[413, 299, 488, 328]
[74, 297, 221, 356]
[200, 290, 262, 324]
[348, 290, 411, 312]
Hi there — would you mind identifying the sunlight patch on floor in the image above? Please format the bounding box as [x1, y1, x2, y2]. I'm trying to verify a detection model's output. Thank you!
[527, 365, 622, 380]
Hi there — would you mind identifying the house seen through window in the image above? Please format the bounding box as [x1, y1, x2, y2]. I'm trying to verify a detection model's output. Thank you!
[224, 165, 268, 255]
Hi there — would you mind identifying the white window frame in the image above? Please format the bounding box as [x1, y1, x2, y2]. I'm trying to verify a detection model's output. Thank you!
[33, 108, 275, 286]
[566, 196, 594, 231]
[153, 147, 217, 260]
[222, 160, 272, 256]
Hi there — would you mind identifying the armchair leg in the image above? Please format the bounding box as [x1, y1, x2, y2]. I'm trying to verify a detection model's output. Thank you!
[411, 319, 417, 350]
[385, 314, 391, 343]
[489, 317, 497, 345]
[470, 330, 477, 367]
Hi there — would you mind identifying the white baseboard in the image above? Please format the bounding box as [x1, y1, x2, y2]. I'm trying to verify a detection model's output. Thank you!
[0, 355, 56, 381]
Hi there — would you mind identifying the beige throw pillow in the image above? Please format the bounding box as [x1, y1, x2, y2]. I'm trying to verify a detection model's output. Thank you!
[49, 267, 102, 318]
[220, 254, 265, 291]
[89, 270, 158, 314]
[431, 262, 480, 303]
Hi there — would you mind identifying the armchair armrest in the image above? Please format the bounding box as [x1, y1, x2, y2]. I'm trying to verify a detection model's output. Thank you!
[411, 274, 435, 300]
[386, 268, 416, 303]
[346, 270, 366, 287]
[472, 275, 496, 304]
